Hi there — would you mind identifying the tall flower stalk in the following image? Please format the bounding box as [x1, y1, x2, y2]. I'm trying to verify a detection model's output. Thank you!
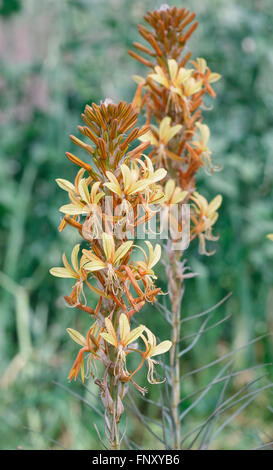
[50, 100, 172, 449]
[129, 5, 222, 449]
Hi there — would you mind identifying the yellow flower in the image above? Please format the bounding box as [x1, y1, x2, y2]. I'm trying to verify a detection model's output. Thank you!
[192, 123, 210, 154]
[83, 233, 133, 273]
[161, 180, 188, 236]
[82, 233, 133, 294]
[49, 244, 88, 306]
[164, 179, 188, 205]
[192, 57, 221, 98]
[149, 59, 203, 99]
[139, 117, 183, 165]
[101, 313, 145, 376]
[104, 157, 166, 198]
[101, 313, 144, 348]
[267, 234, 273, 241]
[141, 328, 172, 384]
[191, 192, 222, 227]
[133, 242, 162, 292]
[139, 117, 182, 147]
[59, 179, 105, 216]
[66, 327, 87, 347]
[135, 241, 161, 274]
[193, 57, 221, 83]
[66, 322, 100, 383]
[50, 244, 83, 279]
[191, 192, 222, 255]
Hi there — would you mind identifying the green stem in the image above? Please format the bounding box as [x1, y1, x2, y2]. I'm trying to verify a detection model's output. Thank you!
[167, 241, 183, 450]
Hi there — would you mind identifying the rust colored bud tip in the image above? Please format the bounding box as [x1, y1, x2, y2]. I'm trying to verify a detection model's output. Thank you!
[127, 141, 150, 159]
[65, 152, 92, 172]
[97, 138, 107, 159]
[180, 21, 198, 43]
[128, 50, 154, 68]
[64, 216, 82, 230]
[64, 296, 94, 315]
[69, 135, 94, 154]
[58, 218, 67, 232]
[137, 125, 150, 138]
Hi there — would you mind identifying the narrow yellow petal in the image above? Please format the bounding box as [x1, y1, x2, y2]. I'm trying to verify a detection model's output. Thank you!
[59, 204, 86, 215]
[126, 325, 145, 346]
[149, 69, 168, 87]
[132, 74, 146, 85]
[104, 182, 122, 197]
[165, 179, 175, 201]
[66, 328, 87, 347]
[113, 241, 133, 265]
[172, 190, 188, 204]
[168, 59, 178, 82]
[91, 181, 101, 202]
[84, 261, 106, 272]
[138, 130, 158, 146]
[121, 164, 132, 193]
[159, 116, 171, 143]
[167, 124, 182, 142]
[208, 195, 222, 214]
[196, 57, 207, 74]
[49, 267, 77, 278]
[150, 168, 167, 183]
[102, 232, 115, 262]
[151, 340, 172, 357]
[71, 244, 80, 273]
[100, 332, 117, 347]
[104, 317, 117, 346]
[78, 179, 90, 204]
[209, 73, 221, 83]
[119, 313, 130, 344]
[128, 179, 151, 195]
[56, 179, 75, 192]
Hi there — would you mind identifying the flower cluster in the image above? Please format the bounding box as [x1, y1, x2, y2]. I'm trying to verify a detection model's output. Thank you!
[129, 5, 222, 254]
[50, 100, 172, 439]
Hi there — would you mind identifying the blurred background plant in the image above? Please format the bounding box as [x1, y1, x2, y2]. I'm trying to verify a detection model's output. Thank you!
[0, 0, 273, 450]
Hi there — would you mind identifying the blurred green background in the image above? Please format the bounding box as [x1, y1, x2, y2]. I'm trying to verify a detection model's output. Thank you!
[0, 0, 273, 449]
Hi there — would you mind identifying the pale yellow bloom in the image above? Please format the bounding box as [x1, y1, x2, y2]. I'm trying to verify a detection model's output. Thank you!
[133, 242, 161, 291]
[139, 118, 183, 166]
[141, 328, 172, 384]
[194, 58, 221, 83]
[101, 313, 144, 348]
[139, 117, 182, 147]
[191, 192, 222, 255]
[101, 313, 145, 375]
[191, 192, 222, 228]
[82, 233, 133, 294]
[164, 179, 188, 205]
[267, 234, 273, 241]
[104, 157, 166, 198]
[49, 244, 88, 306]
[67, 321, 99, 347]
[50, 244, 83, 279]
[82, 233, 133, 273]
[59, 179, 105, 216]
[66, 328, 87, 347]
[149, 59, 203, 99]
[136, 241, 161, 273]
[192, 123, 211, 155]
[66, 322, 100, 383]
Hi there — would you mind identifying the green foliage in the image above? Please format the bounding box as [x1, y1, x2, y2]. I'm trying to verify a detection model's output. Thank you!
[0, 0, 21, 18]
[0, 0, 272, 449]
